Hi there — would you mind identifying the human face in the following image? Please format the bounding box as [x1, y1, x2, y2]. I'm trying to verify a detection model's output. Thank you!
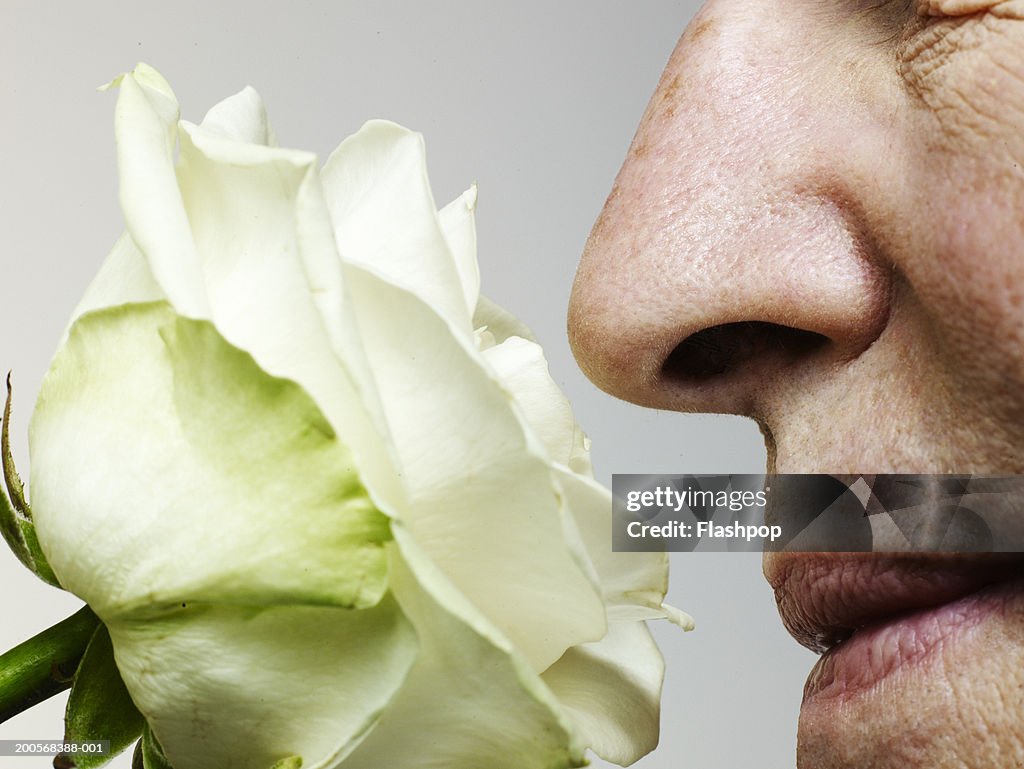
[567, 1, 1024, 766]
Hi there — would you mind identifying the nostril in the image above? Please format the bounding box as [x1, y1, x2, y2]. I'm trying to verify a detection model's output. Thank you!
[662, 321, 830, 382]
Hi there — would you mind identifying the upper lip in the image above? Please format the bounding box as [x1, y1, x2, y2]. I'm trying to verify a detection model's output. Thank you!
[764, 551, 1024, 653]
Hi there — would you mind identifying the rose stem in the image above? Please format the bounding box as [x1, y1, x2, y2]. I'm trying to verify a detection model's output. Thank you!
[0, 605, 99, 723]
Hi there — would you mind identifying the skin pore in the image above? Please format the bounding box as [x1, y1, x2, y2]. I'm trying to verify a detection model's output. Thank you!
[568, 1, 1024, 766]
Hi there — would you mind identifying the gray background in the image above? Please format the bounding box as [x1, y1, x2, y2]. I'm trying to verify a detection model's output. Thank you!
[0, 3, 816, 767]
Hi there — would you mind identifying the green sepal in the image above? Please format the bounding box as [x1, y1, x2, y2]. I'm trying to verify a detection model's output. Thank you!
[268, 758, 303, 769]
[132, 725, 174, 769]
[19, 516, 60, 586]
[0, 374, 60, 586]
[0, 476, 30, 569]
[0, 606, 99, 723]
[3, 373, 29, 515]
[55, 624, 144, 768]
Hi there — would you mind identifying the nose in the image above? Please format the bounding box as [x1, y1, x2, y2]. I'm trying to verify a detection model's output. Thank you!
[568, 3, 893, 417]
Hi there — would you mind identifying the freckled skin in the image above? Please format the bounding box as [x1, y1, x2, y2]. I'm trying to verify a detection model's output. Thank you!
[568, 2, 1024, 766]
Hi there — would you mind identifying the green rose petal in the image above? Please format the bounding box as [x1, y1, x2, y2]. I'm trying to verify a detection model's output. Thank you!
[98, 65, 404, 519]
[30, 302, 418, 769]
[112, 598, 414, 769]
[32, 302, 391, 615]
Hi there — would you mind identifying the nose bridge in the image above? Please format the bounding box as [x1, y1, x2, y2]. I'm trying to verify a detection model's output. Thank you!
[569, 3, 892, 413]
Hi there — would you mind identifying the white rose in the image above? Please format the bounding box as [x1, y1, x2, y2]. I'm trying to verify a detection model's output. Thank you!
[25, 63, 690, 769]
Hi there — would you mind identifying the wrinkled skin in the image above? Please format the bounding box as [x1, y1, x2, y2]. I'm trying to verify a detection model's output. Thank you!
[568, 1, 1024, 767]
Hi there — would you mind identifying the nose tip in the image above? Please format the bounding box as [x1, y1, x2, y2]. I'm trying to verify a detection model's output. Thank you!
[568, 188, 893, 415]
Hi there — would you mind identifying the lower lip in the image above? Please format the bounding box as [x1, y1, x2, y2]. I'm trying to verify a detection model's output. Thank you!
[802, 578, 1022, 705]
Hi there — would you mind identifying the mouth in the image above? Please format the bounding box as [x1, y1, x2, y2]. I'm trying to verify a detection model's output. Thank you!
[764, 552, 1024, 703]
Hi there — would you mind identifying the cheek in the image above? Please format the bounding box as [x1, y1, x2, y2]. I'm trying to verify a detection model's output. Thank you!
[887, 151, 1024, 435]
[899, 11, 1024, 153]
[894, 19, 1024, 402]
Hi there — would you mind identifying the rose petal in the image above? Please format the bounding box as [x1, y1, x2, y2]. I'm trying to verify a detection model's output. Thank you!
[68, 232, 163, 331]
[438, 185, 480, 317]
[472, 299, 594, 473]
[541, 621, 665, 766]
[176, 117, 404, 514]
[553, 466, 691, 628]
[343, 264, 607, 672]
[480, 336, 576, 468]
[343, 526, 587, 769]
[175, 121, 333, 386]
[110, 597, 415, 769]
[31, 302, 391, 616]
[106, 69, 402, 514]
[473, 294, 537, 345]
[112, 64, 209, 318]
[544, 468, 684, 764]
[64, 83, 276, 333]
[197, 85, 278, 146]
[321, 120, 472, 338]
